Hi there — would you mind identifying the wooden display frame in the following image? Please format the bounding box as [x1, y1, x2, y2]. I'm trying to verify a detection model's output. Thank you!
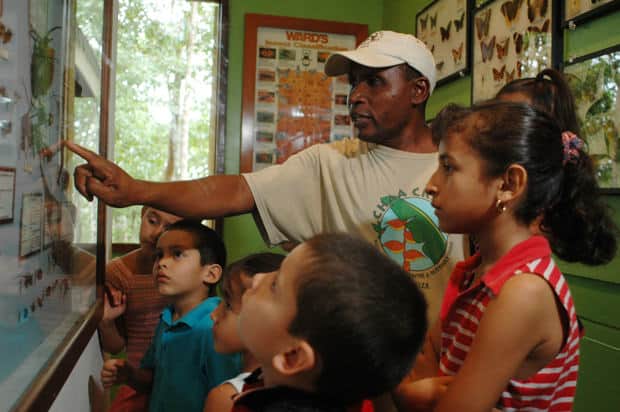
[240, 13, 367, 172]
[563, 45, 620, 193]
[415, 0, 473, 87]
[3, 0, 113, 410]
[471, 0, 561, 103]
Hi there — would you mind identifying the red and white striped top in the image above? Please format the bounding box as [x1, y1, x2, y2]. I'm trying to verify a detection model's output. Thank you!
[438, 236, 581, 411]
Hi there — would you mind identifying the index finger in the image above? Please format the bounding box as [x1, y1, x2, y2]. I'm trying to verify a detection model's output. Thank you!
[63, 140, 100, 162]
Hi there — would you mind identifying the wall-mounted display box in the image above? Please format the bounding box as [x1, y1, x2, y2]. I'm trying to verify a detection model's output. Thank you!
[0, 0, 112, 410]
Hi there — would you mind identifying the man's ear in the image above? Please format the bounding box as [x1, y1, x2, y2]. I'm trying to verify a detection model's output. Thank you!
[272, 340, 316, 376]
[410, 76, 431, 105]
[498, 164, 528, 205]
[201, 264, 222, 286]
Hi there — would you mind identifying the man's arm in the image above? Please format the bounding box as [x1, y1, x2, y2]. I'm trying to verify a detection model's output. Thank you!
[64, 141, 255, 219]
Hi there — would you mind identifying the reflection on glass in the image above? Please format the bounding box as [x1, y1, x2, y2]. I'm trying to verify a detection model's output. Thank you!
[0, 0, 103, 409]
[565, 50, 620, 189]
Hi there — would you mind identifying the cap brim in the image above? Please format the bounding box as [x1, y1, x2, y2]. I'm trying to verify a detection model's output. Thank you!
[324, 49, 403, 76]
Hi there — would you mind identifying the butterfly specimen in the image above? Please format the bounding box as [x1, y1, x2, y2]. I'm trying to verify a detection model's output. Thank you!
[493, 64, 506, 81]
[527, 0, 548, 23]
[501, 0, 524, 26]
[440, 21, 452, 41]
[419, 14, 429, 31]
[436, 61, 445, 71]
[528, 18, 550, 32]
[430, 12, 438, 29]
[454, 12, 465, 32]
[452, 42, 464, 64]
[496, 38, 509, 59]
[475, 8, 492, 40]
[513, 32, 524, 54]
[516, 60, 523, 77]
[480, 35, 496, 62]
[0, 22, 12, 44]
[506, 68, 516, 82]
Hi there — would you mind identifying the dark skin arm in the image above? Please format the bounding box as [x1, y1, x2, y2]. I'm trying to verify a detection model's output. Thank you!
[64, 141, 256, 219]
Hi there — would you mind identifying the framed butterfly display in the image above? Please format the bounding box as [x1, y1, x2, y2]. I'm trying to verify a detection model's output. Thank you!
[564, 0, 620, 27]
[416, 0, 472, 86]
[471, 0, 558, 102]
[564, 45, 620, 191]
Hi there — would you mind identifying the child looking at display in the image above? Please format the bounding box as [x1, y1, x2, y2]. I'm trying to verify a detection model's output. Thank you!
[98, 206, 181, 411]
[101, 220, 240, 412]
[232, 233, 428, 411]
[204, 252, 285, 412]
[393, 101, 617, 411]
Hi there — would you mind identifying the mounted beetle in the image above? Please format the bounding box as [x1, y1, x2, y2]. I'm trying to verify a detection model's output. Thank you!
[30, 26, 61, 98]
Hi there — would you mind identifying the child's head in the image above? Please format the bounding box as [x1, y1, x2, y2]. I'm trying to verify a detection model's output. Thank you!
[153, 220, 226, 298]
[238, 234, 427, 404]
[427, 101, 617, 265]
[139, 206, 182, 254]
[496, 68, 580, 135]
[211, 253, 285, 354]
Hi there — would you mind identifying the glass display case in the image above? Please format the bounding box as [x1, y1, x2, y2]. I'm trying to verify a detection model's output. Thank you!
[0, 0, 110, 410]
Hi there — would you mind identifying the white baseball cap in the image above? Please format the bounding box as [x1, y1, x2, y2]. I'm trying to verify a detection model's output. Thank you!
[324, 30, 437, 93]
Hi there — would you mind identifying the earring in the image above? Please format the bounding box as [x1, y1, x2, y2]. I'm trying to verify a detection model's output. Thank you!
[496, 199, 506, 214]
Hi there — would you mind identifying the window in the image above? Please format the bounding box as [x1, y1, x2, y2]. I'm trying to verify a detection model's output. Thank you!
[74, 0, 227, 244]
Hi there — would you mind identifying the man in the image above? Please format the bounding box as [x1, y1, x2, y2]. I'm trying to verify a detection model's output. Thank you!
[67, 31, 463, 325]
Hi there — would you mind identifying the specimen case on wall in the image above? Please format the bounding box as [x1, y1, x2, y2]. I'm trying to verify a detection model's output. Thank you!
[0, 0, 111, 410]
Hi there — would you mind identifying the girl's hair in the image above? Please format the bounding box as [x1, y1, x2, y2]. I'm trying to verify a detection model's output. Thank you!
[221, 253, 285, 301]
[496, 68, 580, 134]
[432, 101, 617, 265]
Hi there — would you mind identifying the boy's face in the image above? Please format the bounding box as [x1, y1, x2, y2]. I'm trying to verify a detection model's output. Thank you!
[239, 245, 309, 376]
[153, 229, 210, 298]
[140, 207, 182, 255]
[211, 273, 250, 354]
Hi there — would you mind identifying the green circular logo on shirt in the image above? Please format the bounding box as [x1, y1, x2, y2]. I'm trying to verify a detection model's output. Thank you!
[374, 196, 448, 272]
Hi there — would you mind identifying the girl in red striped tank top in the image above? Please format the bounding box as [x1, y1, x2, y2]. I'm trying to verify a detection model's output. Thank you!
[393, 101, 617, 412]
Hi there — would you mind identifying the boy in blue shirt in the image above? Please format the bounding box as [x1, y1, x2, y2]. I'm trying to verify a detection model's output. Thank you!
[101, 220, 240, 412]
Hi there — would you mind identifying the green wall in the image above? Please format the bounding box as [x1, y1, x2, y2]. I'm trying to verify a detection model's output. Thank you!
[222, 0, 383, 262]
[221, 1, 619, 409]
[381, 3, 620, 411]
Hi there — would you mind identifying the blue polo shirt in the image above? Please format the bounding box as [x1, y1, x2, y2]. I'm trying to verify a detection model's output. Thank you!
[141, 297, 241, 412]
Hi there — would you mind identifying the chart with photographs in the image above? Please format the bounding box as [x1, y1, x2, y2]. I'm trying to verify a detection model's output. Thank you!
[416, 0, 469, 84]
[564, 0, 619, 23]
[252, 27, 356, 171]
[564, 48, 620, 190]
[472, 0, 554, 102]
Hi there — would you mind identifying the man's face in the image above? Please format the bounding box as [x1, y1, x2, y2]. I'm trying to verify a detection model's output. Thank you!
[348, 64, 415, 144]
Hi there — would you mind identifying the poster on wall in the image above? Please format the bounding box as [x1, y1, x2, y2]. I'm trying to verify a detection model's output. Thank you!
[416, 0, 471, 86]
[241, 14, 368, 172]
[471, 0, 556, 103]
[564, 46, 620, 192]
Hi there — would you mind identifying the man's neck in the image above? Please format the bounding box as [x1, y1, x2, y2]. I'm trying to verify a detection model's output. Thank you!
[382, 122, 436, 153]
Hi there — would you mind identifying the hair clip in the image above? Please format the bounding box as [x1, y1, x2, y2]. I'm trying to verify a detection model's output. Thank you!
[561, 131, 584, 165]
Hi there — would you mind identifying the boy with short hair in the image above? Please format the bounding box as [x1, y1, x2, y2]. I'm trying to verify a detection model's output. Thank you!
[234, 233, 428, 411]
[99, 206, 181, 411]
[101, 220, 240, 412]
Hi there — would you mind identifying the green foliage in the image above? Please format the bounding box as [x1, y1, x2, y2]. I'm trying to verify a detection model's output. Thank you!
[74, 0, 220, 243]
